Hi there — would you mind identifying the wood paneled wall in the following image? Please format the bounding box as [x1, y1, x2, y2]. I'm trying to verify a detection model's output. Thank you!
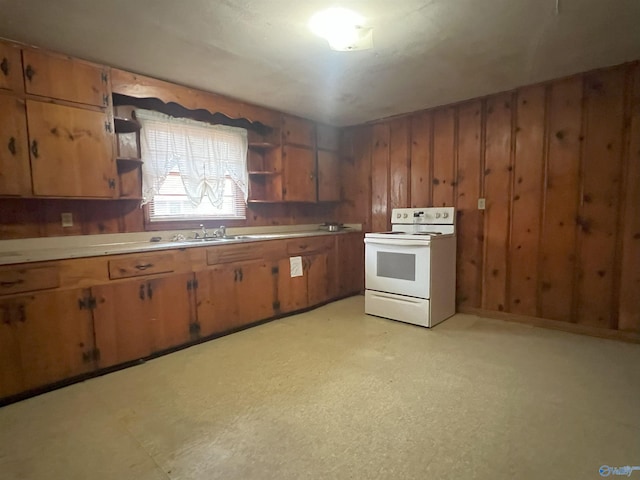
[0, 200, 338, 239]
[339, 61, 640, 333]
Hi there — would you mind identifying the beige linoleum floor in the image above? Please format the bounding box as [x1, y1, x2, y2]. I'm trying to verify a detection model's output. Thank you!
[1, 295, 639, 480]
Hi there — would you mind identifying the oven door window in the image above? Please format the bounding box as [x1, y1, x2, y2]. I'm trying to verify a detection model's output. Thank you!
[377, 252, 416, 281]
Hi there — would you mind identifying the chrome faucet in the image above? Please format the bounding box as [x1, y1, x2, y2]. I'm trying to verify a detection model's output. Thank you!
[214, 225, 227, 238]
[195, 224, 208, 239]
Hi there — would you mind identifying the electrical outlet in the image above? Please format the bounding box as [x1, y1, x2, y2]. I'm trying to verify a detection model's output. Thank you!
[478, 198, 486, 210]
[61, 212, 73, 227]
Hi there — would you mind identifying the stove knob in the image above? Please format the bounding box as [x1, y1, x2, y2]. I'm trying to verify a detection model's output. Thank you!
[435, 213, 441, 218]
[443, 212, 449, 218]
[403, 213, 408, 219]
[396, 213, 401, 219]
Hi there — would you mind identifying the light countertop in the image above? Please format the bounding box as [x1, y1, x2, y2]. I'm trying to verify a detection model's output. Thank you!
[0, 224, 362, 266]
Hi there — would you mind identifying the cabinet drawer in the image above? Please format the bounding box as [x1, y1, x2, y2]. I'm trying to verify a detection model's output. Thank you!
[0, 266, 60, 295]
[22, 49, 109, 107]
[286, 236, 334, 255]
[108, 253, 175, 279]
[207, 243, 266, 265]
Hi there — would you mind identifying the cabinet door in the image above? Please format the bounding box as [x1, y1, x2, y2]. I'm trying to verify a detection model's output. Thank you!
[22, 49, 109, 107]
[317, 150, 340, 202]
[0, 289, 95, 398]
[196, 261, 275, 336]
[307, 253, 331, 307]
[27, 100, 117, 198]
[195, 264, 239, 337]
[277, 257, 309, 313]
[0, 42, 24, 93]
[282, 145, 316, 202]
[92, 279, 154, 367]
[146, 273, 194, 352]
[0, 94, 31, 195]
[282, 115, 315, 148]
[92, 273, 194, 368]
[235, 260, 276, 328]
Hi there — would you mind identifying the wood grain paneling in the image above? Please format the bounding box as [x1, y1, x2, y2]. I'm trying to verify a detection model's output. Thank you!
[618, 64, 640, 332]
[576, 69, 626, 328]
[389, 118, 410, 210]
[338, 126, 372, 230]
[432, 108, 456, 207]
[410, 112, 432, 208]
[371, 123, 390, 232]
[509, 86, 546, 316]
[338, 61, 639, 335]
[482, 93, 514, 312]
[539, 78, 583, 322]
[455, 100, 483, 307]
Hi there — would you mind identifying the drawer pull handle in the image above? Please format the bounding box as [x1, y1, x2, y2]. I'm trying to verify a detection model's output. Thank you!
[25, 64, 35, 82]
[1, 279, 24, 288]
[0, 57, 8, 76]
[135, 263, 153, 270]
[8, 136, 16, 155]
[299, 244, 308, 250]
[31, 140, 38, 158]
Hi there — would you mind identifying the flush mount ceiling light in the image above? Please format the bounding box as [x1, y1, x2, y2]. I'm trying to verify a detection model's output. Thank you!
[309, 7, 373, 51]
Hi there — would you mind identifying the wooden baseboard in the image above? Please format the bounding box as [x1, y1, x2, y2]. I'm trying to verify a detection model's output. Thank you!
[457, 307, 640, 344]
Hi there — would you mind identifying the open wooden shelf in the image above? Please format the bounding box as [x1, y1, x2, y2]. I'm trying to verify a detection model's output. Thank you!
[114, 116, 141, 134]
[116, 157, 143, 173]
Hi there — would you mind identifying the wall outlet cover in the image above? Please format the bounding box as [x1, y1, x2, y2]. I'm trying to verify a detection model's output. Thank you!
[478, 198, 486, 210]
[61, 212, 73, 227]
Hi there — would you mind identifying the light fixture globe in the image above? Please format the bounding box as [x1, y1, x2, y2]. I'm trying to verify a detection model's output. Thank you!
[309, 7, 372, 51]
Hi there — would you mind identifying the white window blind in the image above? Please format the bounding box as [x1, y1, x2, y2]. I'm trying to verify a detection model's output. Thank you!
[136, 109, 248, 222]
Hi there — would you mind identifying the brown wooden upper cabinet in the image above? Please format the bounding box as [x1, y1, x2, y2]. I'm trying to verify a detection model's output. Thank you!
[22, 49, 110, 107]
[282, 115, 316, 148]
[0, 42, 24, 93]
[282, 145, 316, 202]
[0, 94, 31, 195]
[27, 100, 118, 198]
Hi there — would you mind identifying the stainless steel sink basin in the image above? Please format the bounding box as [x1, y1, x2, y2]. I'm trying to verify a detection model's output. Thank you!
[182, 237, 237, 243]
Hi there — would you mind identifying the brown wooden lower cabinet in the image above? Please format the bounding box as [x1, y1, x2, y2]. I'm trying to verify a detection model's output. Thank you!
[92, 272, 195, 368]
[0, 288, 95, 398]
[0, 234, 367, 402]
[278, 252, 331, 313]
[196, 259, 276, 336]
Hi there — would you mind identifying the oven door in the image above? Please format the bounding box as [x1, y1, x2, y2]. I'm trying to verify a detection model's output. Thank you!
[364, 238, 430, 299]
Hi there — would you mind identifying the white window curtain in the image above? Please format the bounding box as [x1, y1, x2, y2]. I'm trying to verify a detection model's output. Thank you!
[136, 109, 248, 207]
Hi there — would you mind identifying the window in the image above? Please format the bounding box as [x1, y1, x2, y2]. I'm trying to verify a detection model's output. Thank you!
[136, 109, 248, 222]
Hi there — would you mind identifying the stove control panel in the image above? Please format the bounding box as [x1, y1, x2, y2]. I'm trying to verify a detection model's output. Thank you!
[392, 207, 455, 225]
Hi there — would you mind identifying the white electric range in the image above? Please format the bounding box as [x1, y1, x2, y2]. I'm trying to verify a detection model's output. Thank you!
[364, 207, 456, 328]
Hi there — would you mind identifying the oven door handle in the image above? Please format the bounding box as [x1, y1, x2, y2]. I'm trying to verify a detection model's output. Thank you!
[364, 238, 430, 247]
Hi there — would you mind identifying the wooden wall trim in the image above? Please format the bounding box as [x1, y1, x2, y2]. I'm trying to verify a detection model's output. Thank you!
[110, 68, 280, 128]
[457, 306, 640, 344]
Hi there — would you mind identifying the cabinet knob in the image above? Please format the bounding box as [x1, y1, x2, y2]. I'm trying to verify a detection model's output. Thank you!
[25, 64, 35, 82]
[0, 57, 8, 76]
[30, 140, 39, 158]
[7, 137, 16, 155]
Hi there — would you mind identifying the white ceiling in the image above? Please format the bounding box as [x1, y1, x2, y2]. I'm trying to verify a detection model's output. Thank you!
[1, 0, 639, 126]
